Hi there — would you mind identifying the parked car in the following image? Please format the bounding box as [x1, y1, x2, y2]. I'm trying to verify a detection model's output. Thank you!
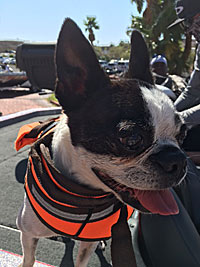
[2, 58, 11, 64]
[117, 59, 129, 73]
[10, 58, 16, 65]
[0, 56, 4, 63]
[99, 60, 108, 69]
[105, 60, 118, 74]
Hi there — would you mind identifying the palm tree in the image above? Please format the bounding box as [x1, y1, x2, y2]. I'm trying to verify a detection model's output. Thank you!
[129, 0, 192, 75]
[83, 16, 100, 46]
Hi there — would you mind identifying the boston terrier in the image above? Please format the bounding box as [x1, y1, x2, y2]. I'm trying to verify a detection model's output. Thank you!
[16, 18, 187, 267]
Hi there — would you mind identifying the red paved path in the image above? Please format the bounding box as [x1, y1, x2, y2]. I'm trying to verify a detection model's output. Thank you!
[0, 87, 54, 116]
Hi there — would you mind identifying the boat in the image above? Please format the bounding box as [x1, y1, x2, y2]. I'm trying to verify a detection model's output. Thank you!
[0, 71, 28, 87]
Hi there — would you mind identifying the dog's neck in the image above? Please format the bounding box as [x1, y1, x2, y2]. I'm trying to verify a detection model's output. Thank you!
[51, 115, 109, 191]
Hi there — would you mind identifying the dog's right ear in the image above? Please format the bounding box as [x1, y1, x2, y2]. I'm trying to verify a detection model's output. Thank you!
[126, 30, 154, 85]
[55, 18, 110, 114]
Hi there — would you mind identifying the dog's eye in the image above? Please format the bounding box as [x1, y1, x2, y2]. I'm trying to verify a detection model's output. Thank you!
[119, 133, 143, 150]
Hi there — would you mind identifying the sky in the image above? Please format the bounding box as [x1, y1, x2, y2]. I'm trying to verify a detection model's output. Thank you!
[0, 0, 143, 46]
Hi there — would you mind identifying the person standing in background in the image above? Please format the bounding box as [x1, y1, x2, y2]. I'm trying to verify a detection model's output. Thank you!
[168, 0, 200, 126]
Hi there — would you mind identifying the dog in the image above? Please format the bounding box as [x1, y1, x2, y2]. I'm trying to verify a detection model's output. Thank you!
[16, 18, 187, 267]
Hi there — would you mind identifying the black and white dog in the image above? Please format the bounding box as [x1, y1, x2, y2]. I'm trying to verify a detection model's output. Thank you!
[17, 18, 187, 267]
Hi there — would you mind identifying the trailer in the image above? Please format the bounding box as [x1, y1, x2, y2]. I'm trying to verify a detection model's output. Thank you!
[16, 43, 56, 92]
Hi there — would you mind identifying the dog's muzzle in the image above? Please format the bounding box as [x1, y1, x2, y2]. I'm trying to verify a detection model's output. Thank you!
[93, 146, 187, 217]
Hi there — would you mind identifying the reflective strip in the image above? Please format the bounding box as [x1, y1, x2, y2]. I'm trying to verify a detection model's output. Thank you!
[90, 205, 115, 221]
[32, 185, 115, 222]
[32, 185, 87, 221]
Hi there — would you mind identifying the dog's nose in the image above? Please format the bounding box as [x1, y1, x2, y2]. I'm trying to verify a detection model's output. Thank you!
[149, 145, 187, 178]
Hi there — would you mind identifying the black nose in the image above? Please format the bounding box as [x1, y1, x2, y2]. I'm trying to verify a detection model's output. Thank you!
[149, 145, 187, 178]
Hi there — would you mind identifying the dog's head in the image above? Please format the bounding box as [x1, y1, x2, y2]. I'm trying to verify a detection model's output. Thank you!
[55, 18, 187, 216]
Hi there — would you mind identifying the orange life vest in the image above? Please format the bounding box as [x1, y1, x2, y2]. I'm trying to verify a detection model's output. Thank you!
[15, 117, 134, 241]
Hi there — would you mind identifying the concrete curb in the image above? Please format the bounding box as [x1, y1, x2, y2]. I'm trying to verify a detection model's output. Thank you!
[0, 107, 62, 128]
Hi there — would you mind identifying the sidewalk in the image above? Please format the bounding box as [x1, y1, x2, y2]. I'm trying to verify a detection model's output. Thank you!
[0, 87, 62, 128]
[0, 87, 54, 116]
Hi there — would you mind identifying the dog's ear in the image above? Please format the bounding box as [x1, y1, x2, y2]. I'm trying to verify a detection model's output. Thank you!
[126, 30, 154, 85]
[55, 18, 110, 113]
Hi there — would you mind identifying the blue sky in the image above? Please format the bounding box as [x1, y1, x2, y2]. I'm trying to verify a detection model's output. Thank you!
[1, 0, 143, 45]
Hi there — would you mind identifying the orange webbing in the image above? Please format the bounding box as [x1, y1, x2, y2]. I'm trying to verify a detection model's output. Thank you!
[15, 122, 41, 151]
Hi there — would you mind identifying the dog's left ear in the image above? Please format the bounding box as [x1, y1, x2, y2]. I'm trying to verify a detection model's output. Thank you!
[126, 30, 154, 85]
[55, 18, 110, 114]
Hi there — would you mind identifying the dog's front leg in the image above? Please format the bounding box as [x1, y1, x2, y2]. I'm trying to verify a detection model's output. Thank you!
[19, 232, 38, 267]
[75, 241, 98, 267]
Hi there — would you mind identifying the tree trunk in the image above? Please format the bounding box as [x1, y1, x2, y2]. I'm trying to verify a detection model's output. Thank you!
[89, 32, 95, 46]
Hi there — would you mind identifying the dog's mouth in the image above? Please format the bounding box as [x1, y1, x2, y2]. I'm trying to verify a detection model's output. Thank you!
[93, 169, 179, 216]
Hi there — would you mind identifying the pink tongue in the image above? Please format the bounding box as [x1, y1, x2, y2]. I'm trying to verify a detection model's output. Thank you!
[134, 189, 179, 215]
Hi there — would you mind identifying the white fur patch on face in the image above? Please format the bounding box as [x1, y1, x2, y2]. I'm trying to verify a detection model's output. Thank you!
[52, 115, 110, 191]
[141, 86, 181, 142]
[75, 145, 145, 188]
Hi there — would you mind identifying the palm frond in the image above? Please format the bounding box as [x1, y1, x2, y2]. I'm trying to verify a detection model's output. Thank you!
[131, 0, 145, 13]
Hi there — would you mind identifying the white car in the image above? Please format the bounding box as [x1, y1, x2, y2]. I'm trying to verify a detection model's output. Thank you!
[2, 58, 11, 64]
[117, 60, 129, 72]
